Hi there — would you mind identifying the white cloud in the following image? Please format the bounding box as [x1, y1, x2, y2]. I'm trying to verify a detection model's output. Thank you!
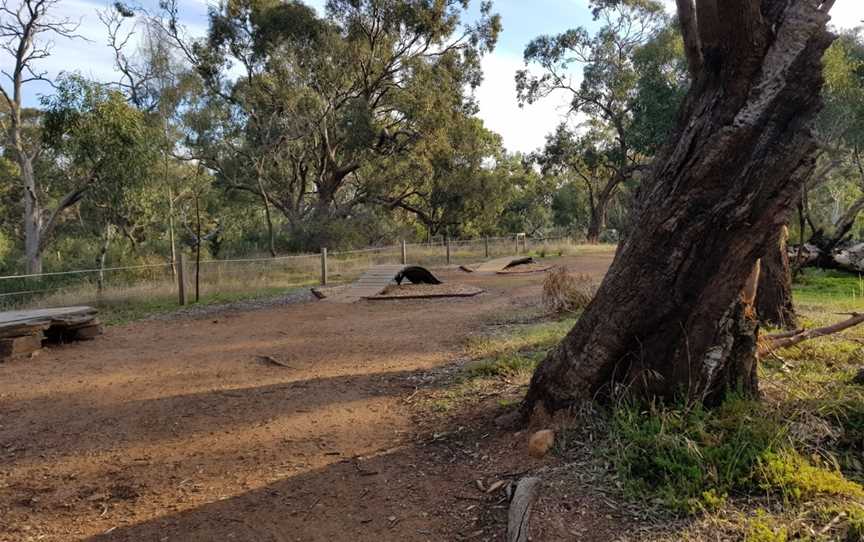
[831, 0, 864, 31]
[474, 53, 574, 155]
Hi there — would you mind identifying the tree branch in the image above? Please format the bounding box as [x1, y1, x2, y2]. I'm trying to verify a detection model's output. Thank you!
[676, 0, 702, 76]
[760, 313, 864, 355]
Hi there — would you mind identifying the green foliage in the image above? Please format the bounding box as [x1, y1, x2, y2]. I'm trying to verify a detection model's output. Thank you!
[758, 450, 864, 503]
[610, 398, 786, 513]
[185, 0, 501, 250]
[745, 510, 789, 542]
[41, 74, 162, 237]
[793, 268, 864, 311]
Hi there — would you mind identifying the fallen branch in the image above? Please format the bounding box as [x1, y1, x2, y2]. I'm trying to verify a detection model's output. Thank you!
[255, 355, 293, 368]
[507, 477, 541, 542]
[759, 313, 864, 355]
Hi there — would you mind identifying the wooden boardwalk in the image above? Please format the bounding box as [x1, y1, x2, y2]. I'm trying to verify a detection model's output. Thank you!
[472, 256, 519, 273]
[325, 265, 405, 303]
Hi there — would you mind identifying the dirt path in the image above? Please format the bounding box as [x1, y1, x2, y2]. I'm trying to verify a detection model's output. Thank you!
[0, 254, 614, 542]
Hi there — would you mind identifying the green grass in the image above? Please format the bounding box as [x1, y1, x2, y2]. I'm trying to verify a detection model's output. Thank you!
[793, 269, 864, 312]
[95, 285, 313, 325]
[423, 318, 574, 413]
[466, 318, 575, 359]
[610, 397, 788, 514]
[589, 273, 864, 537]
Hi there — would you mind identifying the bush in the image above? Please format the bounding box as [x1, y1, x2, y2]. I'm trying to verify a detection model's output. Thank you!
[541, 266, 597, 314]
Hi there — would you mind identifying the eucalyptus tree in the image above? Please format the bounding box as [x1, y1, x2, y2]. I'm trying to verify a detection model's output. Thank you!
[809, 31, 864, 256]
[40, 76, 161, 280]
[521, 0, 837, 418]
[516, 0, 669, 242]
[162, 0, 500, 249]
[537, 124, 621, 242]
[366, 112, 509, 238]
[0, 0, 85, 273]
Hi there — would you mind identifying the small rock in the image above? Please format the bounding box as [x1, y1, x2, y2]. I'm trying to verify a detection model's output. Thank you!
[527, 429, 555, 458]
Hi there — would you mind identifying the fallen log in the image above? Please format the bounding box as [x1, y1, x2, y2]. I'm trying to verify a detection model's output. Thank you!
[790, 242, 864, 273]
[760, 312, 864, 355]
[503, 257, 535, 270]
[507, 477, 541, 542]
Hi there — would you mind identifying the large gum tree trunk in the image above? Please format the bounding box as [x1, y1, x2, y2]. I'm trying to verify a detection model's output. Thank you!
[757, 227, 798, 329]
[522, 0, 835, 417]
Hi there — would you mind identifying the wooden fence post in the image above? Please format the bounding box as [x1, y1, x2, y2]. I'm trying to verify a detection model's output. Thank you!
[515, 235, 519, 255]
[401, 240, 407, 265]
[177, 253, 188, 306]
[446, 236, 451, 265]
[321, 248, 328, 286]
[484, 236, 489, 258]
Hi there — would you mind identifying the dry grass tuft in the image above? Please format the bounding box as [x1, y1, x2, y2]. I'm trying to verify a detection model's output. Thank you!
[541, 266, 597, 314]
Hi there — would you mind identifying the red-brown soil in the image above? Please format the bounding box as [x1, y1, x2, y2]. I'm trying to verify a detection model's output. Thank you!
[0, 253, 616, 542]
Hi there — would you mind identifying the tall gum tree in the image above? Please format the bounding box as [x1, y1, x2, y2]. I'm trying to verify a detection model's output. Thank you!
[0, 0, 84, 274]
[516, 1, 668, 243]
[521, 0, 836, 418]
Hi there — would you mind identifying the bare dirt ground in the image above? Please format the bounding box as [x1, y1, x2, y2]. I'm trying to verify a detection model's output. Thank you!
[0, 253, 616, 542]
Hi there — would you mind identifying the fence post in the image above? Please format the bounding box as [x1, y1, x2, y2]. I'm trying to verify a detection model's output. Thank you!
[446, 235, 451, 265]
[484, 236, 489, 258]
[177, 253, 188, 306]
[321, 248, 328, 286]
[515, 235, 519, 255]
[401, 240, 407, 265]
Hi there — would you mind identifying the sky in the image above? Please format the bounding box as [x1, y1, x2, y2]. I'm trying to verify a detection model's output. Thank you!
[2, 0, 863, 154]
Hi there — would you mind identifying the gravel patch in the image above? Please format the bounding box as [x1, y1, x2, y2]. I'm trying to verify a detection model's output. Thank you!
[366, 283, 484, 300]
[146, 288, 316, 321]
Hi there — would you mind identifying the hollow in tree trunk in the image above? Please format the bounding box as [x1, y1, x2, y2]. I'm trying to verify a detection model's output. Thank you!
[521, 0, 835, 419]
[757, 227, 797, 330]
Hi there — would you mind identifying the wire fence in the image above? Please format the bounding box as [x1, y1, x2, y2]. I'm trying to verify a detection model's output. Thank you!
[0, 234, 577, 312]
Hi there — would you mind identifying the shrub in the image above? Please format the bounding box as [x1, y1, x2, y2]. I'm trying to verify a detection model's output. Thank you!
[542, 266, 597, 314]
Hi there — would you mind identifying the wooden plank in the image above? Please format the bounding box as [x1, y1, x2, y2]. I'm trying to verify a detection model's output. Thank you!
[0, 306, 96, 325]
[324, 265, 404, 303]
[0, 306, 99, 341]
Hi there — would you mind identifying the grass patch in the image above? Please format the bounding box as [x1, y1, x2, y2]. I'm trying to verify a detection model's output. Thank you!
[758, 450, 864, 503]
[466, 318, 575, 359]
[610, 397, 787, 514]
[466, 351, 544, 378]
[421, 318, 573, 415]
[610, 396, 864, 516]
[793, 269, 864, 312]
[95, 285, 310, 325]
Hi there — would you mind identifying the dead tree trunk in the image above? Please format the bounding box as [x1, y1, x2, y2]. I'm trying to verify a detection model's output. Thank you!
[521, 0, 835, 418]
[757, 227, 797, 329]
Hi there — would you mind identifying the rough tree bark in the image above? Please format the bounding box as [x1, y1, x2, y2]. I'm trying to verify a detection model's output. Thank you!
[757, 226, 798, 329]
[521, 0, 835, 417]
[586, 203, 607, 244]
